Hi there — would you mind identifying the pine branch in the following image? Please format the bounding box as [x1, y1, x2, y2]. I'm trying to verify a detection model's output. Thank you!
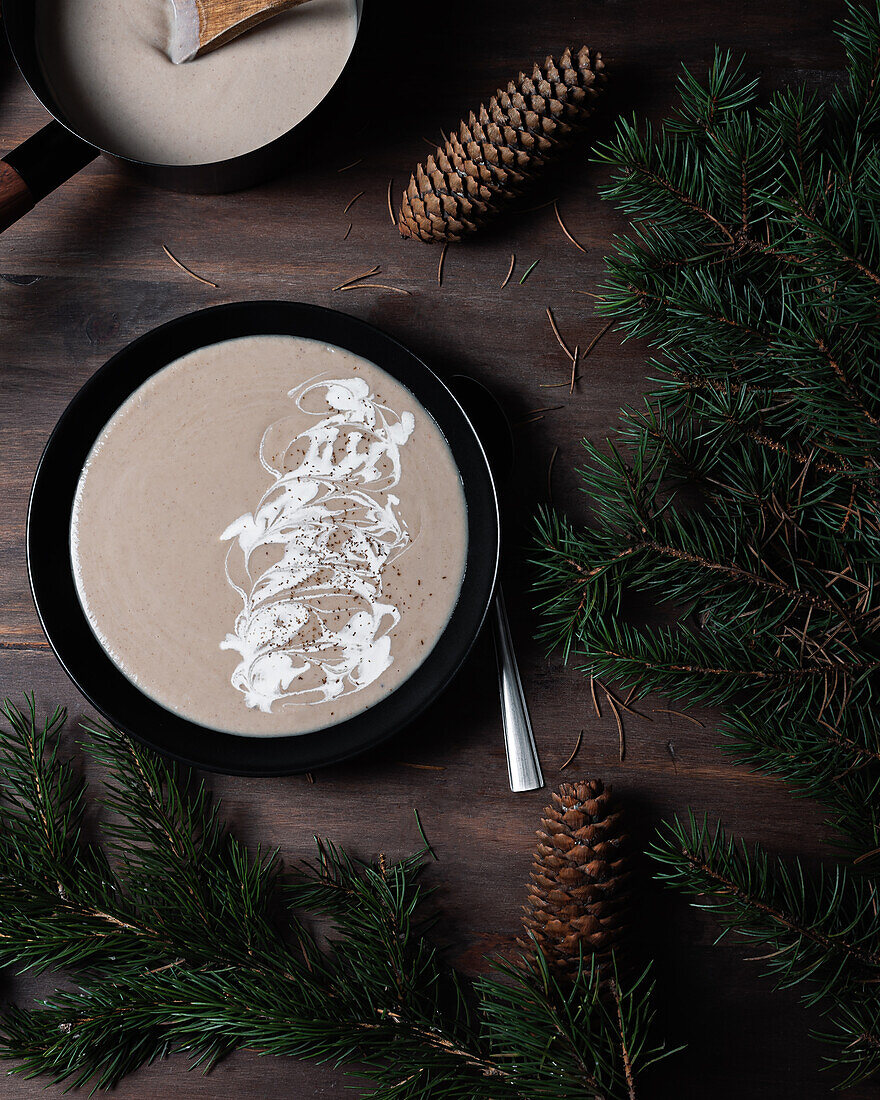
[819, 998, 880, 1087]
[649, 815, 880, 1084]
[651, 816, 880, 981]
[0, 700, 673, 1098]
[473, 956, 675, 1100]
[535, 3, 880, 1086]
[535, 3, 880, 853]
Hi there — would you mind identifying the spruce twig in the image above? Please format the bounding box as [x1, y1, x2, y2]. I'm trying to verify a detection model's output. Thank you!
[650, 815, 880, 1084]
[534, 2, 880, 1086]
[0, 700, 673, 1098]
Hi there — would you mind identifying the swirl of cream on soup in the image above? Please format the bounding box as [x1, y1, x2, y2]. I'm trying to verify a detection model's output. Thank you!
[220, 376, 415, 712]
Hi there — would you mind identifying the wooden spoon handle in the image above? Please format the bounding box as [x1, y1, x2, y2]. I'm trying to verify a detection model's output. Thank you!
[195, 0, 315, 59]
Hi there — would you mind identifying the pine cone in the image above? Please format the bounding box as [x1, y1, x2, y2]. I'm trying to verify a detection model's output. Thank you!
[521, 779, 632, 982]
[398, 46, 607, 244]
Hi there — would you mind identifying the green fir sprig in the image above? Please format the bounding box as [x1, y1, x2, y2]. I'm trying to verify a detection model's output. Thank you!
[534, 0, 880, 1087]
[650, 816, 880, 1086]
[0, 698, 672, 1098]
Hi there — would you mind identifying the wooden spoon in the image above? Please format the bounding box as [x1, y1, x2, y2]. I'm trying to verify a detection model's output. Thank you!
[168, 0, 315, 63]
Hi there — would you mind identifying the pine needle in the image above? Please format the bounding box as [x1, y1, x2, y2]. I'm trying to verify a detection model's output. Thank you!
[560, 729, 583, 770]
[501, 253, 516, 289]
[387, 178, 396, 226]
[569, 344, 580, 395]
[547, 445, 559, 501]
[413, 807, 438, 861]
[519, 406, 562, 425]
[554, 201, 588, 254]
[519, 197, 559, 214]
[600, 684, 626, 761]
[161, 245, 218, 288]
[613, 691, 653, 722]
[581, 320, 613, 360]
[653, 709, 705, 728]
[437, 242, 448, 287]
[546, 306, 575, 360]
[339, 283, 410, 296]
[519, 259, 540, 285]
[337, 157, 364, 172]
[610, 696, 625, 762]
[590, 676, 601, 718]
[343, 191, 365, 215]
[333, 265, 380, 291]
[342, 223, 353, 241]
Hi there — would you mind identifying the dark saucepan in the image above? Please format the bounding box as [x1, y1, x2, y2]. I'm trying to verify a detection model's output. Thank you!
[0, 0, 366, 230]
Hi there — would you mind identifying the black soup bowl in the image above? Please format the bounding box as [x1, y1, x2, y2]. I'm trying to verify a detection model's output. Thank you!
[28, 301, 500, 775]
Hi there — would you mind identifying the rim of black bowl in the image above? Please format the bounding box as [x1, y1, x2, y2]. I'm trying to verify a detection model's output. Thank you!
[28, 302, 500, 776]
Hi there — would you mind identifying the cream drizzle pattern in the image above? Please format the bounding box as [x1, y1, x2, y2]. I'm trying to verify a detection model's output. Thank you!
[220, 375, 415, 713]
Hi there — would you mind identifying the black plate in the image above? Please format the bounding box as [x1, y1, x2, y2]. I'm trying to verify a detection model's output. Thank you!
[28, 302, 499, 775]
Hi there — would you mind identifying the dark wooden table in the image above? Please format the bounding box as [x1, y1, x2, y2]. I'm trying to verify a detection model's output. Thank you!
[0, 0, 866, 1096]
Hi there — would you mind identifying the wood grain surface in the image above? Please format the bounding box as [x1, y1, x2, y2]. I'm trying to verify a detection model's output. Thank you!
[0, 0, 867, 1096]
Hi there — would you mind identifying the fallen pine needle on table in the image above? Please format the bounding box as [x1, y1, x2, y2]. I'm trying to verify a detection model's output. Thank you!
[161, 244, 218, 288]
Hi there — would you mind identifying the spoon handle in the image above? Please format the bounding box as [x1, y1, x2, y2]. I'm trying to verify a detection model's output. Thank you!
[492, 586, 544, 792]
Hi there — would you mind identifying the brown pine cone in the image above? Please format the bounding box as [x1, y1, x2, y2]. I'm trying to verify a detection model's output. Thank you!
[398, 46, 607, 244]
[520, 779, 632, 983]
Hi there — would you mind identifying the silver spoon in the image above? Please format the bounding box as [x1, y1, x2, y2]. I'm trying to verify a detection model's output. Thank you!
[450, 376, 544, 792]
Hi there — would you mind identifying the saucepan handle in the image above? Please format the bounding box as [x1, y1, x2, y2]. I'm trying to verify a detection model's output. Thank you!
[0, 121, 99, 233]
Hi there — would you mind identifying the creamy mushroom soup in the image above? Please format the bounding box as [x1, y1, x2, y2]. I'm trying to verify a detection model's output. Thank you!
[70, 335, 469, 735]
